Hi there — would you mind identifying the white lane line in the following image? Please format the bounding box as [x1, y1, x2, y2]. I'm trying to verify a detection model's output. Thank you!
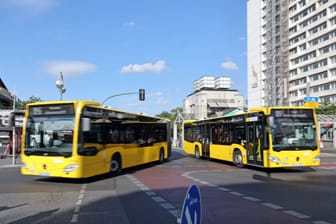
[127, 175, 178, 218]
[218, 187, 231, 191]
[243, 196, 261, 202]
[152, 196, 166, 203]
[283, 210, 310, 219]
[181, 170, 333, 224]
[145, 191, 156, 196]
[262, 203, 283, 210]
[229, 191, 244, 197]
[71, 184, 87, 223]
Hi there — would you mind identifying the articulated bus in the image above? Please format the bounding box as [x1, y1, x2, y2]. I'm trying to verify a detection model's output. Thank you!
[21, 100, 171, 178]
[183, 106, 320, 168]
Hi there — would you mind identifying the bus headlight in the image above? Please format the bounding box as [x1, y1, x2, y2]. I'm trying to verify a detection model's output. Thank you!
[64, 164, 79, 173]
[269, 156, 281, 163]
[313, 156, 320, 162]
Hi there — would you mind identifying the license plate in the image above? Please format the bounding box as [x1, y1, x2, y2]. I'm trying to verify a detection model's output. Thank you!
[39, 172, 50, 176]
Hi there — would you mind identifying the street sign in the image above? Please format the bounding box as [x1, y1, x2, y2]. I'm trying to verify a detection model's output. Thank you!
[303, 96, 319, 102]
[180, 184, 202, 224]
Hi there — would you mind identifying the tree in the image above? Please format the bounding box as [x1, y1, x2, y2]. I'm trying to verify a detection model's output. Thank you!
[316, 101, 336, 115]
[16, 96, 43, 110]
[156, 107, 184, 139]
[155, 107, 183, 124]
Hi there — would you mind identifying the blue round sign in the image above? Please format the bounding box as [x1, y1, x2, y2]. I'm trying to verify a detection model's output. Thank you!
[180, 184, 202, 224]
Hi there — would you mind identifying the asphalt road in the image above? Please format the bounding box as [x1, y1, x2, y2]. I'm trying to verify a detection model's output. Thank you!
[0, 149, 335, 224]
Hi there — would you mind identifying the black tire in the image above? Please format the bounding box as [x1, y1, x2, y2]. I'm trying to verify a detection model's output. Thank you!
[233, 150, 243, 168]
[110, 154, 122, 175]
[195, 146, 201, 159]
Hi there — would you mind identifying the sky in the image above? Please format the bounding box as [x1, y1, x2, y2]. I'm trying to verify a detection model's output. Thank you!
[0, 0, 247, 116]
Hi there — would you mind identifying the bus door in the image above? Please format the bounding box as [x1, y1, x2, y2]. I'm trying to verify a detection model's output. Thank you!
[246, 122, 263, 166]
[200, 124, 210, 157]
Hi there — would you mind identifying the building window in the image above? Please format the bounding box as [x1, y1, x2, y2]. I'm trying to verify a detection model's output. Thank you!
[331, 56, 336, 64]
[330, 17, 336, 26]
[300, 59, 327, 73]
[331, 69, 336, 77]
[310, 71, 328, 81]
[330, 4, 336, 13]
[309, 22, 327, 35]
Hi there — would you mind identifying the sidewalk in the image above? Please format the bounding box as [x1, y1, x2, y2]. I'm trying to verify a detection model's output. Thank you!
[0, 154, 21, 168]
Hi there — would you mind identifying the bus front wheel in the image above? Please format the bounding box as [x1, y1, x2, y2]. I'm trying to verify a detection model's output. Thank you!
[110, 154, 122, 175]
[233, 150, 243, 168]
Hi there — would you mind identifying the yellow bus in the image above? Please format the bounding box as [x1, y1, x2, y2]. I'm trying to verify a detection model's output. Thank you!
[21, 100, 171, 178]
[183, 106, 320, 168]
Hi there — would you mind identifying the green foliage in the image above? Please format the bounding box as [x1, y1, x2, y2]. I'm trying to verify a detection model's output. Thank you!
[155, 107, 183, 124]
[316, 101, 336, 115]
[16, 96, 43, 110]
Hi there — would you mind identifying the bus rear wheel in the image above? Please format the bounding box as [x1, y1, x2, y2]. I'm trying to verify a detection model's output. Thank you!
[233, 150, 243, 168]
[110, 154, 122, 175]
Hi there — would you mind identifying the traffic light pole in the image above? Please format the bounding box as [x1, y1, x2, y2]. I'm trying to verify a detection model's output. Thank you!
[101, 89, 145, 105]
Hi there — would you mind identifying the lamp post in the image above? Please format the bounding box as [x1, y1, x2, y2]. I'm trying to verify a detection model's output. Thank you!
[11, 93, 16, 165]
[56, 72, 66, 100]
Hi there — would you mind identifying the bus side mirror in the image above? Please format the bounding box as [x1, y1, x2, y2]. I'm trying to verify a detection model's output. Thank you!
[82, 118, 91, 132]
[267, 116, 275, 128]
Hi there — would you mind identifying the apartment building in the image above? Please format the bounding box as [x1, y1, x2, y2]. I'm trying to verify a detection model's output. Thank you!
[247, 0, 336, 108]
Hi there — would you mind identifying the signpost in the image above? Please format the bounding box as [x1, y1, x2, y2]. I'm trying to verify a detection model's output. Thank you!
[303, 96, 319, 102]
[303, 96, 319, 109]
[179, 184, 202, 224]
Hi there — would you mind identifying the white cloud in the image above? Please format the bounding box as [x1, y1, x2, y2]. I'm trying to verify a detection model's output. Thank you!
[221, 60, 239, 71]
[149, 92, 168, 105]
[155, 97, 169, 106]
[124, 21, 136, 27]
[3, 0, 58, 11]
[152, 91, 163, 97]
[121, 60, 166, 73]
[42, 60, 97, 77]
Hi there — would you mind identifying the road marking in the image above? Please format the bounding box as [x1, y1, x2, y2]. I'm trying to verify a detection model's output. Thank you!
[126, 175, 179, 218]
[283, 210, 310, 219]
[262, 203, 283, 210]
[229, 191, 244, 196]
[70, 184, 87, 223]
[181, 170, 330, 224]
[152, 196, 165, 203]
[218, 187, 231, 191]
[243, 196, 261, 202]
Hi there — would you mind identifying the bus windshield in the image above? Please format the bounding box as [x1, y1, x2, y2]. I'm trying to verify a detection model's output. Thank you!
[271, 110, 317, 150]
[24, 115, 75, 157]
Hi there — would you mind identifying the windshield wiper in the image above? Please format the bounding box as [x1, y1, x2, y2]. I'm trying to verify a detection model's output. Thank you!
[25, 149, 71, 157]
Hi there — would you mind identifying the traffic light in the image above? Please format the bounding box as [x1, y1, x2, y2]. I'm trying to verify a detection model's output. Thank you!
[8, 112, 15, 127]
[139, 89, 145, 101]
